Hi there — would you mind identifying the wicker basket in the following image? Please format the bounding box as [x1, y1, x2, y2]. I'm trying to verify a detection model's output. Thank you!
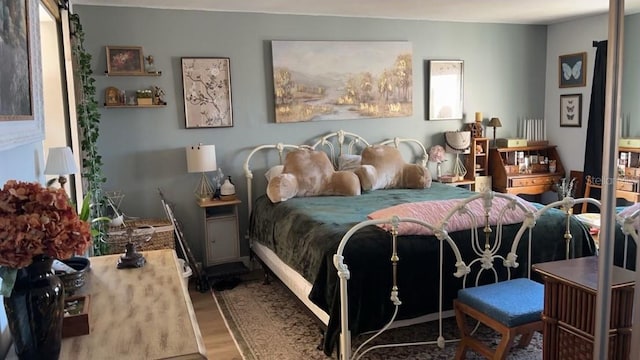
[106, 218, 175, 255]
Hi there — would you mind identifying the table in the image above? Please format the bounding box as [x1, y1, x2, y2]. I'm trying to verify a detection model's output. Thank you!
[11, 250, 207, 359]
[533, 256, 634, 359]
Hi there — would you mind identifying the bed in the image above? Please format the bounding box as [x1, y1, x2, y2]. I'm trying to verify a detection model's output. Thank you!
[242, 130, 598, 357]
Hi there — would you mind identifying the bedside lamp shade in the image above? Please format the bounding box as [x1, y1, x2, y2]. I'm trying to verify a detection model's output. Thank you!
[44, 147, 78, 187]
[186, 144, 217, 202]
[186, 144, 217, 173]
[488, 117, 503, 144]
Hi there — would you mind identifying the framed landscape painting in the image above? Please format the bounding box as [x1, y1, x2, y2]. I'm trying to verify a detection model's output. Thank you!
[0, 0, 44, 151]
[271, 41, 413, 123]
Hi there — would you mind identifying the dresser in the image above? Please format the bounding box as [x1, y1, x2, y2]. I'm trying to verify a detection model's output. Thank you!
[30, 250, 207, 359]
[533, 256, 634, 360]
[488, 144, 564, 196]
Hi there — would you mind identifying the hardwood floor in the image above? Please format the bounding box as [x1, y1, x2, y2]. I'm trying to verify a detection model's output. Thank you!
[190, 285, 243, 359]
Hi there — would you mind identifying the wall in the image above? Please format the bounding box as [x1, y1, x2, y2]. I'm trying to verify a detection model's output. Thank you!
[545, 13, 640, 175]
[74, 5, 548, 262]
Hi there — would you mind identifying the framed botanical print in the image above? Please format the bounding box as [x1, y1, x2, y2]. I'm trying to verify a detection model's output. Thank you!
[105, 46, 145, 75]
[181, 57, 233, 128]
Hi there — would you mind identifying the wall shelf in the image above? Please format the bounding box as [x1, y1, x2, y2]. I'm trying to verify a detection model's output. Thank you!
[103, 103, 167, 108]
[104, 71, 162, 77]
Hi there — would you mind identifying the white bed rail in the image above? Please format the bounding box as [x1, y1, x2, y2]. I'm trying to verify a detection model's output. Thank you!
[334, 191, 540, 360]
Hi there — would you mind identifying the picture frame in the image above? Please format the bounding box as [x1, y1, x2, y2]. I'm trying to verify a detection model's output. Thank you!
[181, 57, 233, 128]
[559, 52, 586, 88]
[0, 0, 44, 151]
[105, 46, 145, 75]
[426, 60, 464, 120]
[271, 41, 413, 123]
[104, 86, 122, 106]
[560, 94, 582, 127]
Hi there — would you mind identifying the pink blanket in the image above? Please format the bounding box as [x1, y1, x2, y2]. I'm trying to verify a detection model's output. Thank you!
[367, 196, 536, 235]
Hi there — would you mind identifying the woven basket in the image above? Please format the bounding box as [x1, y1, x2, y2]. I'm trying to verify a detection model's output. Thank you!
[106, 218, 175, 255]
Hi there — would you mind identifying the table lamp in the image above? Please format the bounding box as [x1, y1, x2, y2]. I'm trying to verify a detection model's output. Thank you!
[44, 146, 78, 188]
[488, 117, 502, 145]
[186, 144, 217, 202]
[444, 131, 471, 181]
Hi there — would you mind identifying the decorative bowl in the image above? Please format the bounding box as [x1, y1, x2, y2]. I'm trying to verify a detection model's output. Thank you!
[55, 257, 91, 297]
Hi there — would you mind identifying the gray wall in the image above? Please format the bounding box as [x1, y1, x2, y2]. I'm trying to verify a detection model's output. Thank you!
[75, 5, 548, 262]
[545, 13, 640, 175]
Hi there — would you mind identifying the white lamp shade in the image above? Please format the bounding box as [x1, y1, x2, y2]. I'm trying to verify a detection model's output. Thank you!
[186, 144, 217, 173]
[444, 131, 471, 154]
[44, 147, 78, 175]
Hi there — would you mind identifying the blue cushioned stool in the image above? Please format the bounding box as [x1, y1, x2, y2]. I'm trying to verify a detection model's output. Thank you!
[453, 278, 544, 360]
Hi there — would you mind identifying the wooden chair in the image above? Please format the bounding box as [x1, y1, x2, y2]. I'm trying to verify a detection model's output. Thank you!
[581, 175, 640, 213]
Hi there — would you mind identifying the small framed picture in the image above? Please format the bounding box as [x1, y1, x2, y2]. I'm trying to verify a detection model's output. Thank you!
[106, 46, 145, 75]
[559, 52, 586, 88]
[530, 155, 539, 165]
[560, 94, 582, 127]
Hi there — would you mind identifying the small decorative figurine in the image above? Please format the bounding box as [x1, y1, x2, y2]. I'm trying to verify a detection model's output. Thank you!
[152, 86, 166, 105]
[145, 55, 157, 74]
[117, 242, 146, 269]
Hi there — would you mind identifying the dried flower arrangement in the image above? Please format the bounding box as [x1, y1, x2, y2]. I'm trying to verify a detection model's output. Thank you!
[428, 145, 446, 164]
[554, 177, 577, 200]
[0, 181, 91, 295]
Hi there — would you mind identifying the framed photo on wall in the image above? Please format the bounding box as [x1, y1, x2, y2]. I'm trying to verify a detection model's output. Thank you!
[0, 0, 44, 151]
[426, 60, 464, 120]
[181, 57, 233, 128]
[560, 94, 582, 127]
[105, 46, 145, 75]
[559, 52, 586, 88]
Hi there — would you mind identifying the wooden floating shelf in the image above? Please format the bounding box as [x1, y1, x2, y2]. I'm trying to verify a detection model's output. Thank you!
[103, 103, 167, 108]
[104, 71, 162, 77]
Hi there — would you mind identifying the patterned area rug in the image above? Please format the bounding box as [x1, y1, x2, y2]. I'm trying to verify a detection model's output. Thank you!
[213, 279, 542, 359]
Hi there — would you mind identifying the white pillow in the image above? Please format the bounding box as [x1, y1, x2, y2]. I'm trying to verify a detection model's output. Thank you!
[338, 154, 362, 171]
[264, 165, 284, 182]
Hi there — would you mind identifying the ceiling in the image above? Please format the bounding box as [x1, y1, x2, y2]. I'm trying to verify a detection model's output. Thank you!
[71, 0, 640, 25]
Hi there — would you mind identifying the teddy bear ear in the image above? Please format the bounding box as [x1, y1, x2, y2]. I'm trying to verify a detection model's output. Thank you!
[267, 173, 298, 203]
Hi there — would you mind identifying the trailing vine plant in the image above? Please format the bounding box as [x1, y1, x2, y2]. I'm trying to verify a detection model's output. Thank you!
[69, 13, 109, 255]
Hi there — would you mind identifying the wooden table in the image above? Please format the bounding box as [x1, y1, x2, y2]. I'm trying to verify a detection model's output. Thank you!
[533, 256, 634, 359]
[44, 249, 206, 359]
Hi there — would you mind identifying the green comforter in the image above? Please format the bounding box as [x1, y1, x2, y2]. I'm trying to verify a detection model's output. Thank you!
[248, 183, 597, 354]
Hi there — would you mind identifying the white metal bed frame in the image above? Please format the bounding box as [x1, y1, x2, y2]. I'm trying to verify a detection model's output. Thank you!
[333, 195, 616, 360]
[240, 129, 635, 359]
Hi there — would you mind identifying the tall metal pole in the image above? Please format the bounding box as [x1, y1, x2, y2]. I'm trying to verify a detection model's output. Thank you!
[594, 0, 624, 358]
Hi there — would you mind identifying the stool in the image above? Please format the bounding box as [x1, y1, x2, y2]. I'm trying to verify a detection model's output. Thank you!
[453, 278, 544, 360]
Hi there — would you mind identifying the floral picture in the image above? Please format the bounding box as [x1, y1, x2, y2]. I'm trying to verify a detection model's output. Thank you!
[181, 57, 233, 128]
[105, 46, 145, 75]
[271, 41, 412, 123]
[560, 94, 582, 127]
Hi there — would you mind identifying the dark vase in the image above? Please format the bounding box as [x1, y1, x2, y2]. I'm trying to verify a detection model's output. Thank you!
[4, 255, 64, 360]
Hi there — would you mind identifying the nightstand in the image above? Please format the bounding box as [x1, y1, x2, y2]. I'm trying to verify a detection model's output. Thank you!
[197, 198, 243, 269]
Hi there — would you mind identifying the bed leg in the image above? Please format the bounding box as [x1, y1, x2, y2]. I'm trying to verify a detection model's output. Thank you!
[263, 270, 271, 285]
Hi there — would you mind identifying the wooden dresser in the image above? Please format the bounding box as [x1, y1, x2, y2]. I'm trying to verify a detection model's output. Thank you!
[56, 250, 206, 359]
[533, 257, 634, 360]
[489, 144, 565, 196]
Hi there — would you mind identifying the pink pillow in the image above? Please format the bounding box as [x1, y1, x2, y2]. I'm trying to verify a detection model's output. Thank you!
[367, 197, 536, 235]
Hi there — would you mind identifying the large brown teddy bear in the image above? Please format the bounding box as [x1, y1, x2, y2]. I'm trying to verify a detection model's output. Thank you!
[266, 148, 361, 203]
[354, 145, 432, 191]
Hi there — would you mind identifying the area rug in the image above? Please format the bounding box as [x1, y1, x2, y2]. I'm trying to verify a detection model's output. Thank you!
[213, 279, 542, 359]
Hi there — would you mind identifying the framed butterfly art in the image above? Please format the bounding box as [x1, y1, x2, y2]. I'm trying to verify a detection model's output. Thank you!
[559, 52, 586, 88]
[560, 94, 582, 127]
